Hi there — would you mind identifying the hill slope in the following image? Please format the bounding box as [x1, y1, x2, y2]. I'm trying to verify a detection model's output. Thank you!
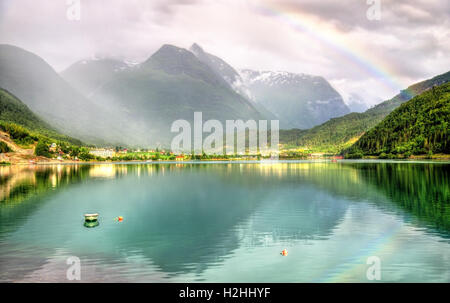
[0, 88, 81, 144]
[0, 44, 127, 145]
[282, 71, 450, 152]
[349, 82, 449, 156]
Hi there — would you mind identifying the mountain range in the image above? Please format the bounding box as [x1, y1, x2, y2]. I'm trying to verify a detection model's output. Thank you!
[60, 43, 353, 142]
[0, 42, 448, 154]
[188, 43, 350, 128]
[77, 44, 265, 146]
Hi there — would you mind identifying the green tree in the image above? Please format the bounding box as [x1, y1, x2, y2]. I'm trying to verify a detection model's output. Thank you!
[70, 146, 80, 158]
[348, 82, 450, 157]
[35, 141, 50, 157]
[0, 141, 11, 153]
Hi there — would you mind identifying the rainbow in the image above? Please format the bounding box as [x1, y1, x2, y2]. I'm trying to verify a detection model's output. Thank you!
[315, 212, 403, 282]
[251, 2, 410, 96]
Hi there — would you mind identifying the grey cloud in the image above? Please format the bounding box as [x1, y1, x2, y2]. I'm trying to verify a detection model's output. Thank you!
[272, 0, 450, 31]
[152, 0, 202, 14]
[0, 0, 448, 106]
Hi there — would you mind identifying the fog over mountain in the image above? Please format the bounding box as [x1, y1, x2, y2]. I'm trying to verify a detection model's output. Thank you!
[189, 43, 350, 129]
[2, 43, 270, 146]
[60, 58, 133, 97]
[345, 93, 369, 113]
[240, 70, 350, 129]
[62, 43, 351, 132]
[0, 44, 129, 145]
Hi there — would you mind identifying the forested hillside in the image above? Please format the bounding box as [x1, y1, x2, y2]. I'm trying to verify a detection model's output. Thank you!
[347, 82, 449, 157]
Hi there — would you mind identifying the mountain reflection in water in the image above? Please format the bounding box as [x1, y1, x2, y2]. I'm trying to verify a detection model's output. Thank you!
[0, 161, 449, 282]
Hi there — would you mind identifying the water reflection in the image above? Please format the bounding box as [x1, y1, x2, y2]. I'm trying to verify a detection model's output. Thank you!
[0, 161, 449, 282]
[349, 162, 450, 234]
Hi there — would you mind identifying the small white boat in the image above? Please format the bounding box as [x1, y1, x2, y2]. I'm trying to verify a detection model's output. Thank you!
[84, 213, 99, 221]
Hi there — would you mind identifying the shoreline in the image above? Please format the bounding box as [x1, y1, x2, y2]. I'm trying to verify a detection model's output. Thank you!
[3, 158, 450, 166]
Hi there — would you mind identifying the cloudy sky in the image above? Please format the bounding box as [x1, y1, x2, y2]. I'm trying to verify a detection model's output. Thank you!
[0, 0, 449, 106]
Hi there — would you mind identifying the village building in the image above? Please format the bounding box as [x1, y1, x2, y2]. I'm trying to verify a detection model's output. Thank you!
[49, 143, 57, 153]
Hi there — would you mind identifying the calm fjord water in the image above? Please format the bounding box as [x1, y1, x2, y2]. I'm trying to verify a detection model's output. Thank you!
[0, 161, 449, 282]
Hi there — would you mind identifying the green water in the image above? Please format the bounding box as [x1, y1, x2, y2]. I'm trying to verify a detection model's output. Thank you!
[0, 161, 449, 282]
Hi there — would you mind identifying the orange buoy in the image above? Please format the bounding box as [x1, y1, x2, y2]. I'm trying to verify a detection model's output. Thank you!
[281, 249, 288, 256]
[115, 216, 123, 222]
